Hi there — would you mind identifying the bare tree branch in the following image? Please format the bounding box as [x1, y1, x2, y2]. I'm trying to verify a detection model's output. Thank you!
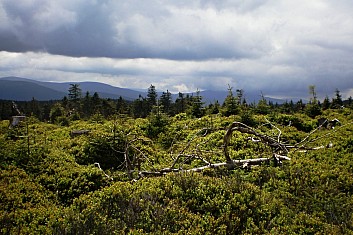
[171, 128, 212, 169]
[223, 121, 288, 162]
[94, 162, 114, 180]
[264, 117, 282, 143]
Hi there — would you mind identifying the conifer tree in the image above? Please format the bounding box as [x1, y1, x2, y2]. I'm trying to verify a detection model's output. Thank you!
[116, 96, 128, 114]
[68, 84, 82, 114]
[256, 92, 270, 114]
[189, 90, 204, 118]
[222, 85, 238, 116]
[132, 95, 149, 118]
[174, 92, 186, 114]
[159, 90, 172, 115]
[68, 84, 82, 102]
[305, 85, 321, 117]
[322, 96, 331, 110]
[331, 88, 343, 109]
[91, 92, 101, 114]
[82, 91, 92, 118]
[147, 84, 157, 113]
[348, 96, 353, 108]
[49, 103, 65, 123]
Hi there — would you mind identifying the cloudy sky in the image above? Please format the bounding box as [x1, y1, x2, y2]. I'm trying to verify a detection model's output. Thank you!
[1, 0, 353, 100]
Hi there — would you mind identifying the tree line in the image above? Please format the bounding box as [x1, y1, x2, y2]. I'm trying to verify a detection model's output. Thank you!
[0, 84, 352, 123]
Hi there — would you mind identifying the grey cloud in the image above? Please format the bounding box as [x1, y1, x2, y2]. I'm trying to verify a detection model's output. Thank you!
[0, 0, 350, 60]
[1, 0, 77, 48]
[1, 0, 353, 100]
[0, 0, 274, 59]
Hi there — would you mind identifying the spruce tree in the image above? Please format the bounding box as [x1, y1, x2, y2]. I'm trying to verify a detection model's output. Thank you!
[322, 96, 331, 110]
[147, 84, 157, 113]
[331, 88, 343, 109]
[116, 96, 128, 114]
[223, 85, 238, 116]
[189, 90, 204, 118]
[159, 90, 172, 115]
[68, 84, 82, 113]
[174, 92, 186, 114]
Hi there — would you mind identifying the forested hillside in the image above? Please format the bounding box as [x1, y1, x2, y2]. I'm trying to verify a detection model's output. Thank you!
[1, 85, 353, 234]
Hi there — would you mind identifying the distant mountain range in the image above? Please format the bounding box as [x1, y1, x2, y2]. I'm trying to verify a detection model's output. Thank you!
[0, 76, 288, 104]
[0, 77, 144, 101]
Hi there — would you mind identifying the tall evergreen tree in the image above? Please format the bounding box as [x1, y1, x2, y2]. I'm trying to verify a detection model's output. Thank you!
[41, 103, 51, 121]
[0, 100, 13, 120]
[322, 96, 331, 110]
[82, 91, 92, 118]
[91, 92, 102, 114]
[331, 88, 343, 109]
[159, 90, 172, 115]
[236, 89, 244, 105]
[62, 96, 69, 109]
[189, 90, 204, 118]
[147, 84, 157, 113]
[308, 85, 318, 103]
[68, 84, 82, 113]
[295, 99, 304, 112]
[174, 92, 186, 114]
[222, 85, 238, 116]
[101, 99, 116, 117]
[68, 84, 82, 102]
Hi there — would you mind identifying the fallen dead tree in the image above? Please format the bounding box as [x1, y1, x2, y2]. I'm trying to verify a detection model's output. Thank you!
[113, 118, 349, 180]
[137, 121, 292, 178]
[138, 154, 291, 177]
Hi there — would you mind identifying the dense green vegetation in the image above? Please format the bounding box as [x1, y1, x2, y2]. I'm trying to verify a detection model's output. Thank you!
[1, 85, 353, 234]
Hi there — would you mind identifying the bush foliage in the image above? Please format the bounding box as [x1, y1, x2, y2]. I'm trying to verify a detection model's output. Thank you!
[1, 100, 353, 234]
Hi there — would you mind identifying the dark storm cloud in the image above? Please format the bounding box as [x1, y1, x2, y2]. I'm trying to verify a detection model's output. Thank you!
[0, 0, 270, 60]
[0, 0, 120, 57]
[1, 0, 353, 99]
